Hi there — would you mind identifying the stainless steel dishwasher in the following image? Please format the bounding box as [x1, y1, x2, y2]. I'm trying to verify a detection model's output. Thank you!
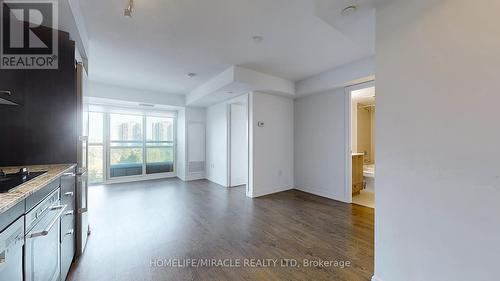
[0, 216, 25, 281]
[24, 189, 67, 281]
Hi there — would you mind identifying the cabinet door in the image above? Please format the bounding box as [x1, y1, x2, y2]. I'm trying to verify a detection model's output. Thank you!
[0, 216, 24, 281]
[0, 31, 76, 166]
[61, 213, 75, 281]
[0, 70, 25, 105]
[352, 155, 364, 195]
[61, 171, 76, 210]
[60, 170, 76, 281]
[0, 70, 26, 162]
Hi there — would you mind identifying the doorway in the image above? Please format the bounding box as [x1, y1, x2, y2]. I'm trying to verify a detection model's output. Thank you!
[228, 101, 248, 189]
[346, 82, 375, 208]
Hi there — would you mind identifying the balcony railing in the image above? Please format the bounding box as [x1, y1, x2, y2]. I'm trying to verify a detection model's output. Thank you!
[109, 142, 174, 177]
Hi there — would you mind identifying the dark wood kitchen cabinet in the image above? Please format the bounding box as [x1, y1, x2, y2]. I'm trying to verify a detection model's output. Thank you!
[0, 70, 27, 153]
[0, 71, 26, 105]
[0, 30, 77, 167]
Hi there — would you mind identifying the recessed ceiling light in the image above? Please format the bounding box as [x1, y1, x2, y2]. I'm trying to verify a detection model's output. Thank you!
[252, 35, 263, 43]
[186, 73, 197, 79]
[341, 5, 357, 16]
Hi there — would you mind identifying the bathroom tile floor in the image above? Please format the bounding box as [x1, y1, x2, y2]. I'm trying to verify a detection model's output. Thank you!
[353, 190, 375, 208]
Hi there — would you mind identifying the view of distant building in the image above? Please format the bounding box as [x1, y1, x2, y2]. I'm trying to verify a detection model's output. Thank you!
[152, 122, 165, 141]
[116, 119, 173, 142]
[151, 120, 173, 141]
[132, 124, 141, 140]
[118, 122, 142, 141]
[119, 123, 129, 140]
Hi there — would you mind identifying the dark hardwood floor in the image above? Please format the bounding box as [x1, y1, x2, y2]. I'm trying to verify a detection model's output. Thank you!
[67, 179, 374, 281]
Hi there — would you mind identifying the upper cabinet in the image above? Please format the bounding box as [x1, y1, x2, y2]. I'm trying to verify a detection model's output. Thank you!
[0, 70, 26, 106]
[0, 29, 76, 166]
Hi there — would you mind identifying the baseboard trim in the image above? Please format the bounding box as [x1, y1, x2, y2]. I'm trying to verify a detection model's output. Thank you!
[294, 186, 346, 202]
[177, 175, 207, 182]
[251, 185, 293, 198]
[206, 177, 227, 187]
[185, 176, 206, 181]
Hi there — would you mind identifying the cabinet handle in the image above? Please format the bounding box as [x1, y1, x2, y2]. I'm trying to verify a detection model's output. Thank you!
[27, 205, 67, 238]
[65, 229, 74, 236]
[64, 192, 74, 197]
[0, 90, 12, 95]
[62, 172, 76, 177]
[64, 210, 74, 216]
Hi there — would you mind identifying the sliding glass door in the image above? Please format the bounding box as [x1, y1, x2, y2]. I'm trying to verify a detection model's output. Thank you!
[145, 117, 175, 174]
[87, 109, 176, 183]
[109, 113, 144, 178]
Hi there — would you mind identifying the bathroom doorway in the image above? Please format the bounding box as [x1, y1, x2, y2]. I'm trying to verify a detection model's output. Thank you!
[346, 82, 375, 208]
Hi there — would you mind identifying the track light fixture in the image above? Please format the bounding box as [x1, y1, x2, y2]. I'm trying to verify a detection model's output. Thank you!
[124, 0, 133, 17]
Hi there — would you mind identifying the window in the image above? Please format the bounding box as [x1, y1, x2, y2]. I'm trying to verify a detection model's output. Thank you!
[87, 109, 176, 183]
[88, 112, 104, 183]
[109, 114, 143, 178]
[146, 116, 175, 174]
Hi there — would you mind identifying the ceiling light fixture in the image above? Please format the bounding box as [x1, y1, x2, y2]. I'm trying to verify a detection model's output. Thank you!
[341, 5, 357, 16]
[186, 73, 197, 79]
[124, 0, 134, 17]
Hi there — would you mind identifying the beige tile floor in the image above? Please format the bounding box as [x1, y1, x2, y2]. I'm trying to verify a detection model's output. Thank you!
[353, 190, 375, 208]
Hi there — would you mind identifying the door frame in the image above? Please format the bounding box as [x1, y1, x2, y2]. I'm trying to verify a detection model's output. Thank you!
[344, 80, 375, 203]
[226, 96, 250, 193]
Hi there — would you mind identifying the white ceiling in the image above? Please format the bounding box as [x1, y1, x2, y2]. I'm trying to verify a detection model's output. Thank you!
[79, 0, 375, 95]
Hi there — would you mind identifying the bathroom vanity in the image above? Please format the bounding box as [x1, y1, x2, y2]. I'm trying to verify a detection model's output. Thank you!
[352, 154, 364, 195]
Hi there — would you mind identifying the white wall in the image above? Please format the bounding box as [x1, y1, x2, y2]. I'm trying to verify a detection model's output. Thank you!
[176, 109, 186, 180]
[205, 94, 249, 187]
[351, 98, 358, 153]
[87, 81, 185, 107]
[176, 107, 206, 181]
[296, 56, 375, 97]
[187, 66, 295, 106]
[185, 107, 206, 181]
[206, 102, 229, 186]
[375, 1, 500, 281]
[234, 66, 295, 97]
[249, 92, 294, 197]
[230, 103, 248, 187]
[294, 88, 347, 201]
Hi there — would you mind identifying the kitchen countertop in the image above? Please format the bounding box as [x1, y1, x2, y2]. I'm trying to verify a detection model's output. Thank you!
[0, 164, 76, 215]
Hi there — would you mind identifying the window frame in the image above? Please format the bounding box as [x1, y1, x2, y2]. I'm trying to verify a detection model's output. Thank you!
[87, 112, 106, 184]
[144, 115, 176, 175]
[87, 108, 177, 185]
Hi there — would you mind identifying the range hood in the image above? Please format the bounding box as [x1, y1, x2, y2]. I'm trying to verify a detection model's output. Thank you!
[0, 90, 18, 106]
